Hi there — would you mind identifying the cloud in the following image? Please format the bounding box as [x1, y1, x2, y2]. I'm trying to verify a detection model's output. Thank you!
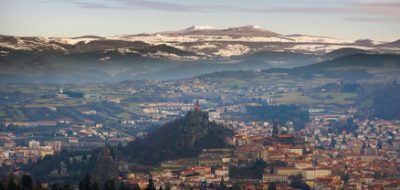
[256, 2, 400, 22]
[73, 1, 122, 9]
[54, 0, 400, 22]
[346, 16, 400, 23]
[66, 0, 241, 12]
[351, 2, 400, 18]
[118, 0, 223, 12]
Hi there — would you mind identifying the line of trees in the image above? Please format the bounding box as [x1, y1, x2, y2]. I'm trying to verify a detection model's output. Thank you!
[1, 173, 312, 190]
[0, 174, 148, 190]
[0, 174, 44, 190]
[246, 103, 310, 131]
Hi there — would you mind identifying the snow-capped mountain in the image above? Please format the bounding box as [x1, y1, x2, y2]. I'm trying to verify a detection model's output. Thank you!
[1, 25, 398, 60]
[1, 25, 399, 83]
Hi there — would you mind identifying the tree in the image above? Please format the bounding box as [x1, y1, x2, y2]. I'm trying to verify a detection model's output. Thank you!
[229, 184, 241, 190]
[164, 183, 171, 190]
[269, 166, 274, 174]
[377, 140, 383, 150]
[93, 147, 119, 186]
[145, 178, 156, 190]
[51, 183, 59, 190]
[131, 184, 140, 190]
[34, 181, 44, 190]
[217, 179, 227, 190]
[103, 180, 116, 190]
[289, 174, 310, 190]
[272, 122, 279, 138]
[330, 137, 336, 148]
[253, 160, 267, 178]
[93, 182, 100, 190]
[118, 181, 130, 190]
[343, 172, 349, 184]
[8, 174, 18, 190]
[21, 174, 33, 190]
[79, 175, 91, 190]
[61, 185, 73, 190]
[267, 183, 276, 190]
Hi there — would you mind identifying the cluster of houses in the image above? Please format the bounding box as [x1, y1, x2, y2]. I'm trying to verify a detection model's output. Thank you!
[0, 138, 60, 167]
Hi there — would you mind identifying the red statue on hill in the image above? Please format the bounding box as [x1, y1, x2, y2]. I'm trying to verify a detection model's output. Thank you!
[195, 99, 200, 112]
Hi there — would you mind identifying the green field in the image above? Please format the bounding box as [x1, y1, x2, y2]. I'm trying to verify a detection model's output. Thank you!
[126, 102, 144, 115]
[0, 109, 7, 117]
[116, 112, 132, 120]
[263, 92, 357, 105]
[25, 98, 85, 108]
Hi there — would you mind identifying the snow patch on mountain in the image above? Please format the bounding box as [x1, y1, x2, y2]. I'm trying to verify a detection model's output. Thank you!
[116, 48, 139, 55]
[144, 51, 201, 61]
[214, 44, 250, 57]
[0, 42, 32, 50]
[289, 44, 374, 53]
[287, 34, 351, 44]
[191, 43, 219, 50]
[228, 25, 262, 30]
[53, 37, 98, 45]
[186, 25, 214, 31]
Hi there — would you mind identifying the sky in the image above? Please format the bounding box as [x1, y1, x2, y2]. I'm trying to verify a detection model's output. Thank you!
[0, 0, 399, 41]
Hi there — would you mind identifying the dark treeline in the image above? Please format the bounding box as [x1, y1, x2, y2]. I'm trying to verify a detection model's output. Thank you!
[370, 84, 400, 120]
[314, 82, 361, 93]
[328, 118, 359, 135]
[229, 159, 287, 179]
[246, 104, 310, 131]
[0, 173, 141, 190]
[23, 149, 100, 182]
[1, 173, 45, 190]
[1, 173, 310, 190]
[62, 91, 84, 98]
[0, 173, 251, 190]
[356, 83, 400, 120]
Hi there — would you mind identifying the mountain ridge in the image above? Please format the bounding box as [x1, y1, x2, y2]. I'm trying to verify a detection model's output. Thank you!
[1, 25, 399, 83]
[1, 26, 399, 59]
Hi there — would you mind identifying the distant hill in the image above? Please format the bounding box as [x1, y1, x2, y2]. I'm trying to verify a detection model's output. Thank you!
[198, 53, 400, 81]
[247, 104, 310, 131]
[294, 54, 400, 71]
[158, 25, 281, 38]
[377, 39, 400, 48]
[324, 48, 372, 60]
[123, 110, 234, 165]
[370, 84, 400, 120]
[283, 54, 400, 79]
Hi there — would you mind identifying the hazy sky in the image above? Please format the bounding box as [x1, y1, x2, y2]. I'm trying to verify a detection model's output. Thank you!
[1, 0, 399, 41]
